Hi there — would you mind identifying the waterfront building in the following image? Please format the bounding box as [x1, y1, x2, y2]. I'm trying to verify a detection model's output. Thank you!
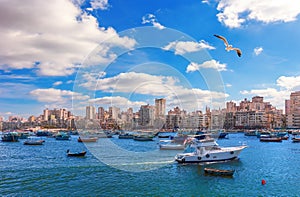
[138, 104, 155, 127]
[286, 91, 300, 128]
[86, 106, 96, 120]
[155, 98, 166, 118]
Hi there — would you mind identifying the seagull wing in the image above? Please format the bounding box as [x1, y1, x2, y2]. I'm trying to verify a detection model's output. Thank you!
[214, 34, 229, 47]
[232, 48, 242, 57]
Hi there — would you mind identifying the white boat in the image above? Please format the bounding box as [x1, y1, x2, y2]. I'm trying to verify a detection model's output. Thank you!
[175, 138, 247, 164]
[159, 140, 185, 150]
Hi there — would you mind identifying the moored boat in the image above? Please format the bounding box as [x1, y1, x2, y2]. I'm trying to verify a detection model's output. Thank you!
[175, 138, 247, 164]
[292, 136, 300, 143]
[204, 168, 235, 176]
[78, 136, 98, 142]
[55, 132, 70, 140]
[159, 140, 185, 150]
[24, 139, 44, 145]
[133, 134, 154, 141]
[1, 132, 19, 142]
[66, 149, 87, 157]
[260, 137, 282, 142]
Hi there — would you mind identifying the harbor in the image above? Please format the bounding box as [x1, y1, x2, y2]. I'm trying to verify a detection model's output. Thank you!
[1, 131, 300, 196]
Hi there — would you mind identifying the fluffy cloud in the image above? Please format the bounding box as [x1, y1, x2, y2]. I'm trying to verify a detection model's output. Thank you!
[216, 0, 300, 28]
[81, 71, 228, 111]
[30, 88, 89, 103]
[276, 76, 300, 91]
[254, 47, 263, 56]
[0, 0, 135, 76]
[186, 60, 227, 72]
[162, 40, 215, 55]
[142, 14, 166, 30]
[53, 81, 63, 86]
[90, 96, 147, 109]
[90, 0, 109, 10]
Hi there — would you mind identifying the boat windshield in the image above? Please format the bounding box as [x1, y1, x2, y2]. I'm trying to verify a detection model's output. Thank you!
[183, 145, 196, 153]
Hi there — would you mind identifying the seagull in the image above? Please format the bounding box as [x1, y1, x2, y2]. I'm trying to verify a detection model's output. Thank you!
[214, 34, 242, 57]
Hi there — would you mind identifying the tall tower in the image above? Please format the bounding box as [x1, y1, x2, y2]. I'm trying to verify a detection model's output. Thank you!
[86, 106, 96, 120]
[155, 98, 166, 119]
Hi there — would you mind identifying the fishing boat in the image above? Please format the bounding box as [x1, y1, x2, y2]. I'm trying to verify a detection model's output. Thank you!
[1, 132, 19, 142]
[292, 136, 300, 143]
[204, 168, 235, 176]
[133, 134, 154, 141]
[159, 140, 185, 150]
[24, 139, 44, 145]
[118, 132, 134, 139]
[175, 138, 247, 164]
[55, 132, 70, 140]
[260, 137, 282, 142]
[78, 136, 98, 142]
[66, 149, 87, 157]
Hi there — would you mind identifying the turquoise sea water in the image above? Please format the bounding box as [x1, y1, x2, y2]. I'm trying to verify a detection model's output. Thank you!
[1, 133, 300, 196]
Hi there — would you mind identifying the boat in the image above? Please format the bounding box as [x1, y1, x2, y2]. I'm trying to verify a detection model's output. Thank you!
[292, 136, 300, 143]
[159, 140, 185, 150]
[175, 138, 247, 164]
[1, 132, 19, 142]
[244, 130, 258, 136]
[204, 168, 235, 176]
[78, 136, 98, 142]
[260, 137, 282, 142]
[55, 132, 70, 140]
[133, 134, 154, 141]
[66, 149, 87, 157]
[118, 133, 134, 139]
[24, 139, 44, 145]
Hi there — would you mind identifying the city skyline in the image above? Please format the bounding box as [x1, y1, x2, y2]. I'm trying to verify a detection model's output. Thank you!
[1, 0, 300, 120]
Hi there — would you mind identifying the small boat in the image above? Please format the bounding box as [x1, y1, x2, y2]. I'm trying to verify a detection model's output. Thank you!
[175, 138, 247, 164]
[159, 140, 185, 150]
[292, 136, 300, 143]
[55, 132, 70, 140]
[204, 168, 235, 176]
[260, 137, 282, 142]
[78, 136, 98, 142]
[118, 133, 134, 139]
[133, 134, 154, 141]
[66, 149, 87, 157]
[1, 132, 19, 142]
[24, 139, 44, 145]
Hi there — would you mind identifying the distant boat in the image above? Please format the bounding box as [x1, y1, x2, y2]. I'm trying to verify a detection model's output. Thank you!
[133, 134, 154, 141]
[78, 136, 98, 142]
[118, 133, 134, 139]
[159, 140, 185, 150]
[1, 132, 19, 142]
[66, 149, 87, 157]
[204, 168, 235, 176]
[55, 133, 70, 140]
[260, 137, 282, 142]
[292, 136, 300, 143]
[24, 139, 44, 145]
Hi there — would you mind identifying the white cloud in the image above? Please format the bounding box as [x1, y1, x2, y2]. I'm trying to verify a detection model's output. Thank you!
[254, 47, 263, 56]
[30, 88, 89, 103]
[186, 60, 227, 72]
[0, 0, 135, 76]
[53, 81, 63, 86]
[80, 71, 228, 111]
[142, 14, 166, 30]
[90, 0, 109, 10]
[216, 0, 300, 28]
[162, 40, 215, 55]
[276, 76, 300, 91]
[90, 96, 147, 109]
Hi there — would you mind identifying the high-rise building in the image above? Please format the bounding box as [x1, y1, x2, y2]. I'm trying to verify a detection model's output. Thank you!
[286, 91, 300, 128]
[43, 108, 49, 121]
[86, 106, 96, 120]
[155, 98, 166, 119]
[139, 104, 155, 126]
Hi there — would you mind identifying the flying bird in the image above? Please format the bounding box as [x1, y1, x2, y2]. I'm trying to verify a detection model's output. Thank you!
[214, 34, 242, 57]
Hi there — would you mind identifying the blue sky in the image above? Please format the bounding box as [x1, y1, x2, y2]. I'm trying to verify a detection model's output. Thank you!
[1, 0, 300, 119]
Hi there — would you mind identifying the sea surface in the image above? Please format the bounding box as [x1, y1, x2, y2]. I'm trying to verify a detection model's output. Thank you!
[1, 133, 300, 196]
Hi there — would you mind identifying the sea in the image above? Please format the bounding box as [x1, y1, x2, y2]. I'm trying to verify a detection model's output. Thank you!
[1, 132, 300, 197]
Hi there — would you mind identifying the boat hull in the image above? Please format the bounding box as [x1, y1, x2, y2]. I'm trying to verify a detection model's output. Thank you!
[175, 146, 246, 164]
[204, 168, 235, 176]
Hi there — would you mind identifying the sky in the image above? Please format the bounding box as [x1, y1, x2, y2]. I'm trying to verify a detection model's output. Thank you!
[1, 0, 300, 120]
